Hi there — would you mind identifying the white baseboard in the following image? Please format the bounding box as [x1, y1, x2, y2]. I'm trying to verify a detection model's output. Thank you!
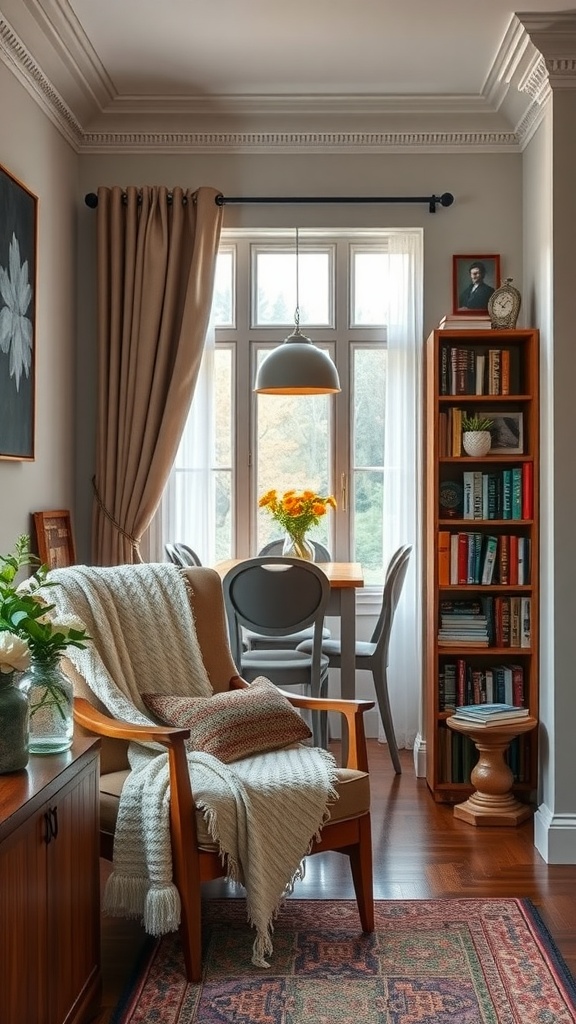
[534, 804, 576, 863]
[413, 732, 426, 777]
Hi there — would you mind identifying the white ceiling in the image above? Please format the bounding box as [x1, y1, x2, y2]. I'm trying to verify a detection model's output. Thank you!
[1, 1, 576, 150]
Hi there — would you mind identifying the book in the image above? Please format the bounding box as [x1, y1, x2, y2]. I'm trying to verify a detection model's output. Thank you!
[451, 710, 529, 727]
[522, 462, 534, 519]
[454, 702, 529, 722]
[475, 353, 486, 395]
[438, 531, 450, 586]
[481, 535, 498, 585]
[520, 597, 531, 648]
[500, 349, 510, 394]
[438, 315, 490, 330]
[511, 467, 522, 519]
[488, 349, 501, 394]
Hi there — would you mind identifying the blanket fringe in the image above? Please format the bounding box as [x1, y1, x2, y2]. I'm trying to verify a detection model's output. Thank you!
[143, 883, 181, 936]
[104, 872, 150, 919]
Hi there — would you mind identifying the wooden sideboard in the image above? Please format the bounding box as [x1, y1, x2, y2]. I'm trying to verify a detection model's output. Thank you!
[0, 737, 101, 1024]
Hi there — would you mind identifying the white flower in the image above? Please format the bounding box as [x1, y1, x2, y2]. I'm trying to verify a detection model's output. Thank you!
[0, 233, 33, 391]
[0, 632, 31, 673]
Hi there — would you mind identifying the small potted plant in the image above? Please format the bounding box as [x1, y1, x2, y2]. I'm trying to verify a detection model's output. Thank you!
[461, 414, 493, 457]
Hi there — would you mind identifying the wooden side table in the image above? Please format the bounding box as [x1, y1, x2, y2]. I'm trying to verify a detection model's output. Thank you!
[446, 715, 538, 826]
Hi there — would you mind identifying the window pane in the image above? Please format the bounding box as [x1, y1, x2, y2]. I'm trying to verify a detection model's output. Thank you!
[214, 470, 232, 561]
[352, 250, 388, 326]
[254, 250, 331, 326]
[215, 347, 232, 466]
[353, 470, 384, 584]
[215, 347, 233, 558]
[352, 346, 386, 583]
[212, 248, 235, 327]
[255, 350, 332, 552]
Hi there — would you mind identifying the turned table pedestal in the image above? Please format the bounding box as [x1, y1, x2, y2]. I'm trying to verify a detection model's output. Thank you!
[447, 715, 538, 826]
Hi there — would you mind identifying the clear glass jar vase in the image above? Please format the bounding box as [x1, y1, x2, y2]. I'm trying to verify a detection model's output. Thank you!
[19, 659, 74, 754]
[0, 671, 29, 773]
[282, 533, 315, 560]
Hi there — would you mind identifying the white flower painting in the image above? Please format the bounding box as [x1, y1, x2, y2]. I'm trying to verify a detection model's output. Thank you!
[0, 233, 33, 391]
[0, 163, 36, 460]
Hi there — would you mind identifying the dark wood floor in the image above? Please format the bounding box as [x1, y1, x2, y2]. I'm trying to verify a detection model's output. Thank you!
[94, 741, 576, 1021]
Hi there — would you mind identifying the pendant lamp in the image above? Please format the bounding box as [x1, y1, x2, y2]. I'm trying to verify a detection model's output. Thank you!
[254, 229, 341, 395]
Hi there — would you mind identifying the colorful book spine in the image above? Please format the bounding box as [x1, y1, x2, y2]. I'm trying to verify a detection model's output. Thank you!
[511, 467, 522, 520]
[522, 462, 533, 519]
[520, 597, 531, 648]
[438, 531, 450, 586]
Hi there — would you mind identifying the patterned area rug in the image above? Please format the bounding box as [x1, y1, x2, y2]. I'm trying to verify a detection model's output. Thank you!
[111, 898, 576, 1023]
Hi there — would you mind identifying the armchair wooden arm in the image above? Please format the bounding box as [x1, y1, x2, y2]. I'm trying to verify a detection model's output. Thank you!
[73, 696, 201, 894]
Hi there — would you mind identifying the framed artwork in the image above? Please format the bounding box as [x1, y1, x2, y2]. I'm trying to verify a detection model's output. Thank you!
[0, 163, 37, 460]
[33, 510, 76, 568]
[489, 412, 524, 455]
[452, 254, 500, 316]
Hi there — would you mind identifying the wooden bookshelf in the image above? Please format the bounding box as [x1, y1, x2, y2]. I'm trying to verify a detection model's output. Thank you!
[424, 328, 539, 803]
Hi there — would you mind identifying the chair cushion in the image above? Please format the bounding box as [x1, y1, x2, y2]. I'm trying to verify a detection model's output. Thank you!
[99, 764, 369, 849]
[141, 675, 312, 763]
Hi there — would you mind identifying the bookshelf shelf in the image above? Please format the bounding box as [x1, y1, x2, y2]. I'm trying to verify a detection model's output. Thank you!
[425, 328, 539, 804]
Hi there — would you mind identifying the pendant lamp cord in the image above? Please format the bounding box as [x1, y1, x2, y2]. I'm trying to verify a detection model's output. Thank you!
[294, 227, 301, 330]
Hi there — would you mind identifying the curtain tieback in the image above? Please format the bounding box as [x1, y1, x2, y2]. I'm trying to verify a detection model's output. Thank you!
[92, 476, 141, 560]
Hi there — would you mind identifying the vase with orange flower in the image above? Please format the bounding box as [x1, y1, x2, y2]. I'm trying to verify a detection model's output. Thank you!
[258, 488, 336, 561]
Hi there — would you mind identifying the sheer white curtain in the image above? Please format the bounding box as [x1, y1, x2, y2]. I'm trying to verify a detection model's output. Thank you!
[143, 324, 216, 565]
[379, 230, 424, 750]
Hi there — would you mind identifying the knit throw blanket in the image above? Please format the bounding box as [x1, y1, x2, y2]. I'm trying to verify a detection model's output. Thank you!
[48, 563, 339, 966]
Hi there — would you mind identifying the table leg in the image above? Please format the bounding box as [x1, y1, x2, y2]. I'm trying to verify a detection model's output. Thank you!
[338, 588, 356, 765]
[453, 734, 533, 827]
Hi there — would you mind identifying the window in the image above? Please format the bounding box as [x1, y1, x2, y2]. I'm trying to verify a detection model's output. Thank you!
[171, 229, 391, 585]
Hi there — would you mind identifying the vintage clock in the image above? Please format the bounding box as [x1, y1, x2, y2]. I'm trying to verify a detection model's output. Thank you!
[487, 277, 522, 329]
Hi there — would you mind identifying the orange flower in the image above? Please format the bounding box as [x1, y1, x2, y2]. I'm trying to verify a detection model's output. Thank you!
[259, 489, 337, 540]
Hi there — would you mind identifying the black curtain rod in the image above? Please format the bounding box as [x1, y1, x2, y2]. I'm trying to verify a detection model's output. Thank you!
[84, 191, 454, 214]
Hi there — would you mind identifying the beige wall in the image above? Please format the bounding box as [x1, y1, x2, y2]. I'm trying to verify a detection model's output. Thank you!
[0, 62, 78, 555]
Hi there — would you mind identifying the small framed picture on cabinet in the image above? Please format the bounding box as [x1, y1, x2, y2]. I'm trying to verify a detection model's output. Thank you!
[453, 254, 501, 315]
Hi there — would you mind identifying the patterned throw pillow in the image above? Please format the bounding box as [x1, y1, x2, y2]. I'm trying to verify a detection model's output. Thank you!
[141, 676, 312, 763]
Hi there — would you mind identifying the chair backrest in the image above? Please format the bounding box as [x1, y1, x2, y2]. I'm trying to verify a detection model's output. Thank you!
[223, 556, 331, 674]
[64, 566, 237, 774]
[165, 542, 203, 567]
[258, 539, 332, 562]
[371, 545, 412, 653]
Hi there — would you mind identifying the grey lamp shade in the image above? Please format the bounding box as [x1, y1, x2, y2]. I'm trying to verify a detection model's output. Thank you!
[254, 328, 341, 395]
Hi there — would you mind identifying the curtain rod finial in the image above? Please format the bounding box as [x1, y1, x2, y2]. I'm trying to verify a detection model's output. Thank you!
[85, 193, 98, 208]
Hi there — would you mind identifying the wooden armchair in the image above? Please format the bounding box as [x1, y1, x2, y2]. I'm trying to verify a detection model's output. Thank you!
[65, 566, 374, 983]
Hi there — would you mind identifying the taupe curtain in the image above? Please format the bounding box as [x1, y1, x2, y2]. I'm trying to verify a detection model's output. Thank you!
[93, 185, 223, 565]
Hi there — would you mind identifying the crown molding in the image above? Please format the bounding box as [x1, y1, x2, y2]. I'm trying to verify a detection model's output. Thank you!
[78, 129, 519, 155]
[0, 5, 565, 157]
[0, 15, 82, 148]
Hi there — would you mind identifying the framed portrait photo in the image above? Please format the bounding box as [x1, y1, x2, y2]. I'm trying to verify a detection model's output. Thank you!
[452, 254, 501, 316]
[0, 163, 38, 460]
[489, 412, 523, 455]
[33, 510, 76, 569]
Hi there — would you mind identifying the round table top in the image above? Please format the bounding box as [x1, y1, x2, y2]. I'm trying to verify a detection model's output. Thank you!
[447, 714, 538, 739]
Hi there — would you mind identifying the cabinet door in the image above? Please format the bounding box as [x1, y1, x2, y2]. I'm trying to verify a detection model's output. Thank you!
[47, 757, 101, 1024]
[0, 804, 49, 1024]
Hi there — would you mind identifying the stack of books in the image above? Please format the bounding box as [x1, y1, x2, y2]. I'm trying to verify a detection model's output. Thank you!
[451, 703, 529, 727]
[438, 314, 491, 331]
[438, 599, 490, 646]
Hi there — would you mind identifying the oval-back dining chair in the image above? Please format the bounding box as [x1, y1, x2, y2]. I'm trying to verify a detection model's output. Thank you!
[223, 556, 332, 745]
[165, 542, 203, 568]
[244, 541, 333, 653]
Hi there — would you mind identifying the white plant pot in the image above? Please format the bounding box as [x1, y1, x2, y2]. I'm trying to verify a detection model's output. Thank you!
[462, 430, 492, 457]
